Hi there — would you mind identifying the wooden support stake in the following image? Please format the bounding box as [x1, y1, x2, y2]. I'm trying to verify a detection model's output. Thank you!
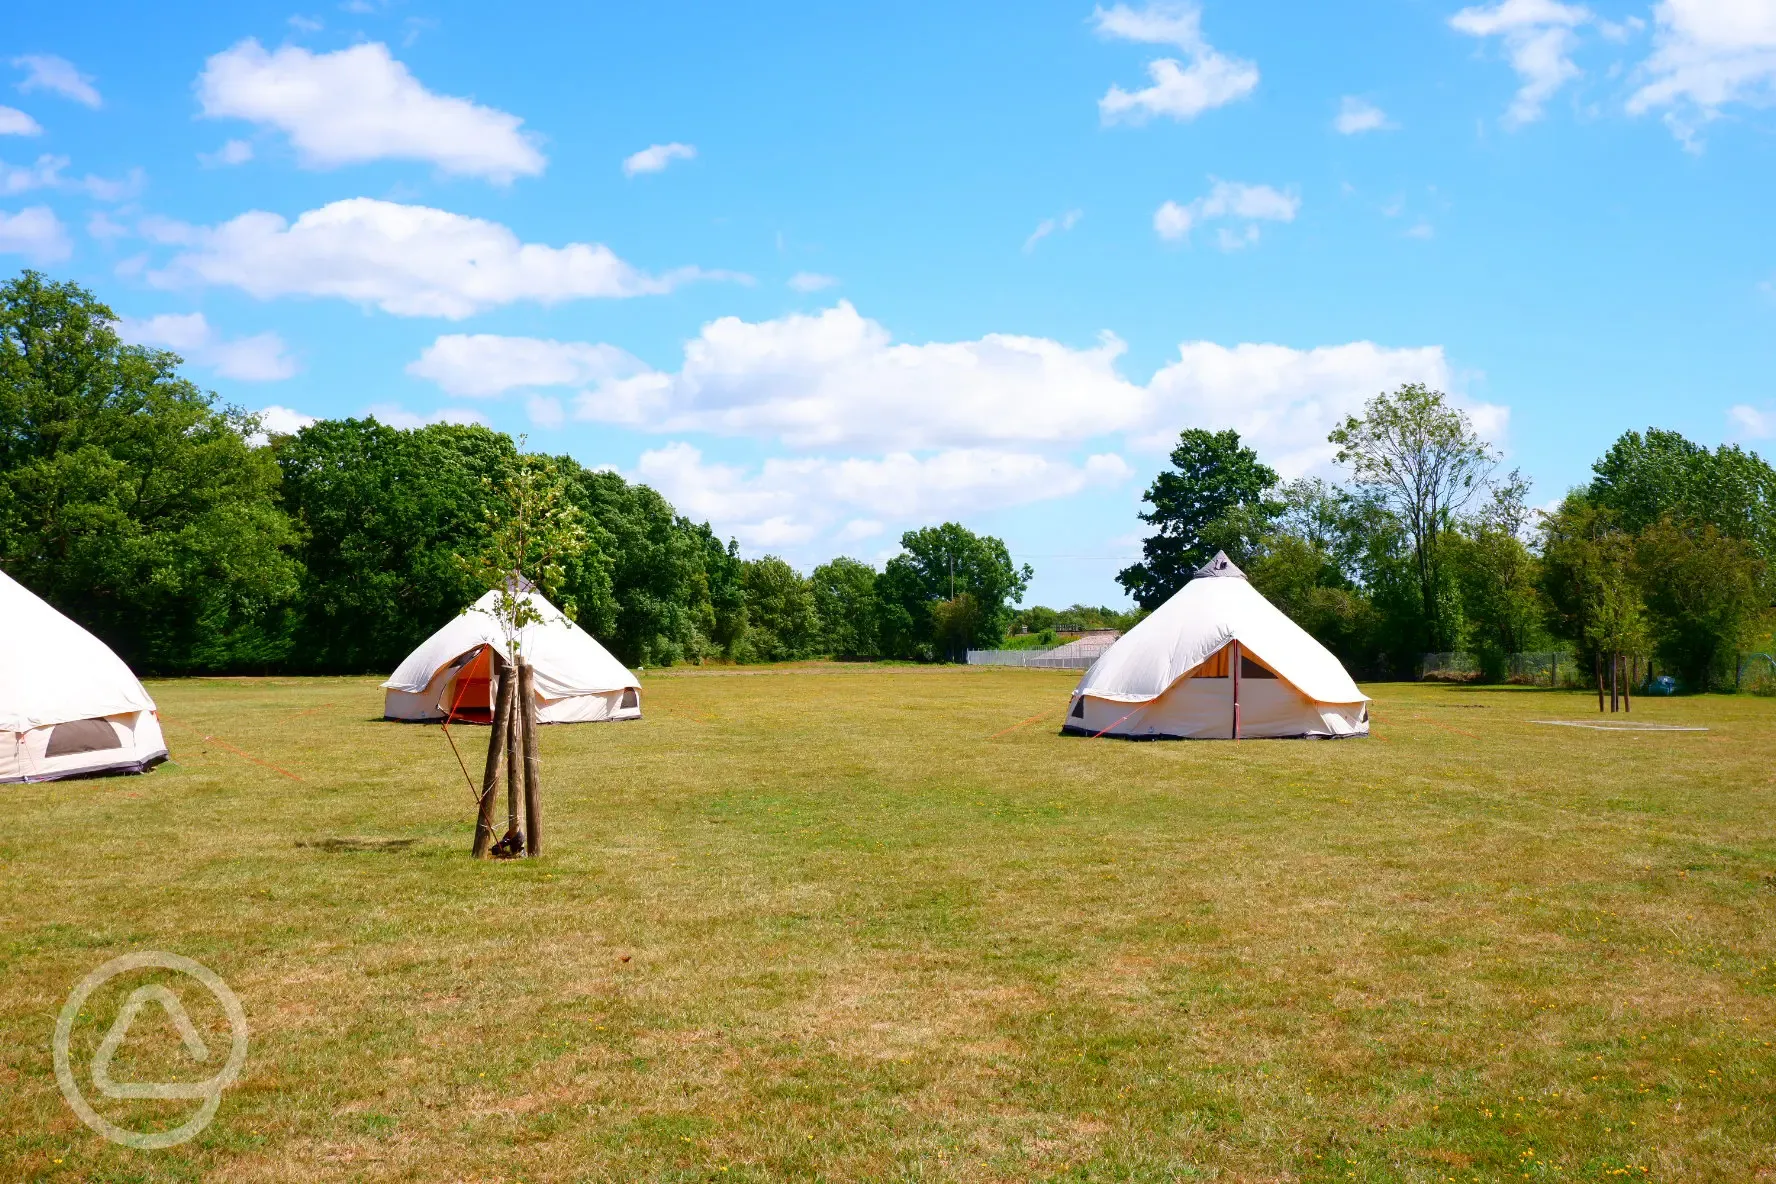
[1610, 651, 1619, 713]
[1230, 639, 1242, 741]
[1595, 653, 1605, 713]
[1622, 654, 1631, 713]
[472, 664, 511, 858]
[505, 666, 523, 841]
[520, 661, 542, 857]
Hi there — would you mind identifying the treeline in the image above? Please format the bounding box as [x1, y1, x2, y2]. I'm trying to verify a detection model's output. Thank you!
[1118, 385, 1776, 689]
[0, 272, 1034, 674]
[8, 271, 1771, 688]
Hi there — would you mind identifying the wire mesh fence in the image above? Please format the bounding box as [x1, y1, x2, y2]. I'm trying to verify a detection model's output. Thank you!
[968, 633, 1121, 671]
[1421, 652, 1588, 686]
[1419, 652, 1482, 682]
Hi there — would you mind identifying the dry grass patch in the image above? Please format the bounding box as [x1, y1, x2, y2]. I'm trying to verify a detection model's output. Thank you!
[1, 668, 1773, 1181]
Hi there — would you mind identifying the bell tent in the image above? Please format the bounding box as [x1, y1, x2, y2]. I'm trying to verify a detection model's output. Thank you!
[1066, 552, 1369, 740]
[383, 586, 642, 724]
[1, 569, 169, 783]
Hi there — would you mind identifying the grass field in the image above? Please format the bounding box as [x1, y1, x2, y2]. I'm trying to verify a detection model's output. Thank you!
[4, 667, 1774, 1182]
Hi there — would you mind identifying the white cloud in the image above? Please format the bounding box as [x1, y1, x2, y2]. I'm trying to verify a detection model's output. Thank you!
[1628, 0, 1776, 145]
[200, 138, 255, 167]
[1334, 95, 1394, 133]
[251, 405, 319, 444]
[116, 312, 297, 381]
[406, 333, 644, 396]
[1153, 179, 1299, 247]
[634, 442, 1132, 550]
[364, 404, 489, 430]
[197, 39, 545, 183]
[788, 271, 839, 292]
[13, 55, 101, 108]
[1, 153, 144, 201]
[288, 15, 324, 33]
[1, 154, 64, 195]
[572, 301, 1148, 450]
[522, 302, 1462, 480]
[1406, 221, 1436, 239]
[145, 197, 734, 318]
[1729, 403, 1774, 437]
[1094, 2, 1259, 123]
[78, 167, 144, 202]
[1024, 208, 1083, 252]
[1142, 341, 1487, 475]
[622, 142, 696, 177]
[0, 206, 70, 261]
[87, 210, 129, 240]
[0, 106, 42, 136]
[527, 395, 566, 429]
[1153, 200, 1194, 240]
[1451, 0, 1595, 126]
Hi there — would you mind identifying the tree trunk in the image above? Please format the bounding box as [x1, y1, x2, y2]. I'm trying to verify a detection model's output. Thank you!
[472, 665, 511, 858]
[520, 662, 542, 857]
[1610, 651, 1619, 713]
[505, 667, 523, 840]
[1622, 654, 1631, 713]
[1595, 653, 1605, 713]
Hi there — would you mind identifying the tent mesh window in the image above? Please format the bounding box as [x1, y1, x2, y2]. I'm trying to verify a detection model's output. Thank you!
[1070, 698, 1085, 719]
[45, 718, 123, 757]
[620, 688, 639, 709]
[1240, 655, 1276, 679]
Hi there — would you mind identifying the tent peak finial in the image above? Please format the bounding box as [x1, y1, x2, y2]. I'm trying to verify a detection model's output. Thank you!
[1191, 551, 1247, 581]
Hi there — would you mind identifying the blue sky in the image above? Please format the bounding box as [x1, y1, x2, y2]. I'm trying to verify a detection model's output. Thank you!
[5, 0, 1774, 607]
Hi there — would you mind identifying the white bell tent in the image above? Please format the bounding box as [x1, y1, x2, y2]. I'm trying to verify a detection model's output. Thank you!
[1, 569, 169, 783]
[383, 587, 641, 724]
[1066, 552, 1369, 740]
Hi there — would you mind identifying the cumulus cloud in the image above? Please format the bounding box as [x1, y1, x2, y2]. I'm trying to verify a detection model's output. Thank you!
[0, 153, 144, 201]
[788, 271, 839, 292]
[1141, 341, 1489, 474]
[1628, 0, 1776, 146]
[145, 197, 734, 318]
[200, 138, 254, 167]
[406, 333, 644, 396]
[1451, 0, 1594, 126]
[417, 303, 1466, 479]
[116, 311, 297, 381]
[1024, 208, 1083, 252]
[0, 206, 70, 261]
[1729, 403, 1774, 438]
[634, 442, 1132, 550]
[0, 105, 42, 136]
[197, 39, 545, 182]
[247, 405, 319, 445]
[13, 55, 101, 108]
[400, 303, 1488, 555]
[1334, 95, 1394, 133]
[572, 301, 1148, 451]
[1153, 179, 1299, 247]
[622, 142, 696, 177]
[1, 154, 64, 195]
[1094, 2, 1259, 123]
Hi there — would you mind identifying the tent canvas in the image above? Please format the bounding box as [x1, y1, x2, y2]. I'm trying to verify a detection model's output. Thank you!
[1066, 553, 1369, 740]
[382, 587, 642, 724]
[1, 569, 169, 783]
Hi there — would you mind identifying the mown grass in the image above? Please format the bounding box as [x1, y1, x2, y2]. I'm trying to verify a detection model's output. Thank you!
[2, 667, 1773, 1182]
